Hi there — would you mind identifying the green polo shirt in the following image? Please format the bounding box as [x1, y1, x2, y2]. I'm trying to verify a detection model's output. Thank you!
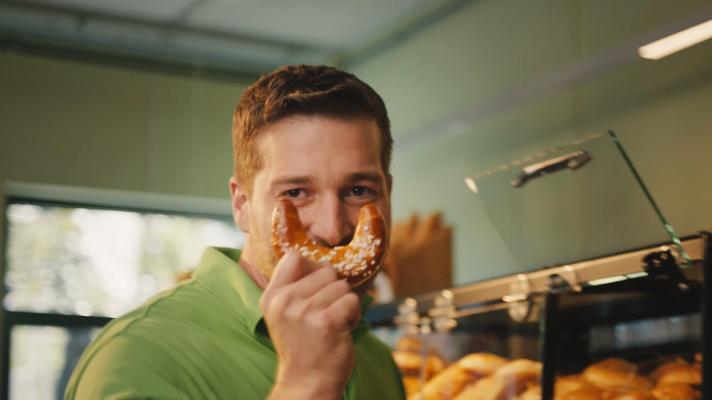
[65, 247, 405, 400]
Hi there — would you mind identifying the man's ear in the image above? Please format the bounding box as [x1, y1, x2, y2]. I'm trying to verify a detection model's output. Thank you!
[229, 176, 250, 233]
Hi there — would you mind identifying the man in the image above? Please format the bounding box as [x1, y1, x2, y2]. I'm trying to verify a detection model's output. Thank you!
[65, 65, 405, 399]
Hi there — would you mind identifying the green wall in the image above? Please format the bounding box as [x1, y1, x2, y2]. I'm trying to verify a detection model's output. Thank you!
[0, 53, 250, 198]
[1, 0, 711, 288]
[350, 0, 712, 284]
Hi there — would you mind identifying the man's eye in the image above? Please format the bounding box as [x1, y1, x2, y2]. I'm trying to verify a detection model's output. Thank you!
[350, 186, 371, 197]
[285, 189, 303, 198]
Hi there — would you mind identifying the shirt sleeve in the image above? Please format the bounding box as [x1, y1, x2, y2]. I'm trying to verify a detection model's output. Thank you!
[65, 333, 191, 400]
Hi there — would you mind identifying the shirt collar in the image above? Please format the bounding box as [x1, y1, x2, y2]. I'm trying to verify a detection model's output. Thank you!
[192, 247, 265, 334]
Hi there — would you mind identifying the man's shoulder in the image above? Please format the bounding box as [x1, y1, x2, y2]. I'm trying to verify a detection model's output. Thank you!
[64, 294, 189, 400]
[65, 280, 257, 399]
[95, 279, 246, 345]
[75, 283, 202, 361]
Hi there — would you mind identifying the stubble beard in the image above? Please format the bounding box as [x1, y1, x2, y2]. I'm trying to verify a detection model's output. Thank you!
[248, 225, 279, 282]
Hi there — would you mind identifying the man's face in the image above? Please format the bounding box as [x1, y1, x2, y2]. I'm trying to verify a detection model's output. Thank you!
[231, 115, 392, 280]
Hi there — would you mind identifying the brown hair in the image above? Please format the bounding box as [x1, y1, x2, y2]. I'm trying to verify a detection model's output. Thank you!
[232, 65, 392, 193]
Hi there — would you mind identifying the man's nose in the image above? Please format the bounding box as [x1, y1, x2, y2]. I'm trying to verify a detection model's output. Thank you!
[308, 197, 353, 247]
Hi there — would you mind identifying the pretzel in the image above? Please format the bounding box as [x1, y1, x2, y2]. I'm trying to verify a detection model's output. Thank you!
[271, 198, 387, 287]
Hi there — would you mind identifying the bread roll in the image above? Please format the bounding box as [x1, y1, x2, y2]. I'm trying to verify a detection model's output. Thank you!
[496, 359, 542, 378]
[495, 358, 542, 397]
[556, 386, 604, 400]
[392, 336, 446, 381]
[394, 352, 446, 377]
[426, 354, 447, 378]
[394, 351, 426, 376]
[604, 389, 656, 400]
[453, 359, 541, 400]
[555, 375, 599, 398]
[457, 353, 508, 376]
[510, 374, 600, 400]
[413, 353, 510, 400]
[651, 383, 701, 400]
[452, 375, 499, 400]
[403, 376, 424, 396]
[693, 353, 701, 367]
[583, 358, 653, 391]
[516, 384, 541, 400]
[409, 364, 474, 400]
[650, 361, 701, 387]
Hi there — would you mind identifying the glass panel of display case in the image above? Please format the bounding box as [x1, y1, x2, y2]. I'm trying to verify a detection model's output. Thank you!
[373, 294, 545, 399]
[532, 234, 706, 399]
[548, 291, 703, 399]
[468, 131, 688, 272]
[372, 249, 706, 400]
[4, 202, 244, 317]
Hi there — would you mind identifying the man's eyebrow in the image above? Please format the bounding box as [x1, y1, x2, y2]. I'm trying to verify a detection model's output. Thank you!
[348, 172, 383, 183]
[270, 175, 315, 187]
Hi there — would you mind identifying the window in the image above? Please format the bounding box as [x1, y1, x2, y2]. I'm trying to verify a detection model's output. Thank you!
[1, 183, 244, 400]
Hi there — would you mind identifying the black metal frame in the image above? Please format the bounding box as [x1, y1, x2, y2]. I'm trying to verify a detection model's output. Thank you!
[702, 231, 711, 399]
[539, 292, 559, 400]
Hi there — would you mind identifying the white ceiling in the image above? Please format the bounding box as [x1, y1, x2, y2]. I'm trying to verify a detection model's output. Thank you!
[0, 0, 458, 76]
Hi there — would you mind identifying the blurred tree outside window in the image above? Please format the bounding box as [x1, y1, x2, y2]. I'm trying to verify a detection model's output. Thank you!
[3, 201, 244, 400]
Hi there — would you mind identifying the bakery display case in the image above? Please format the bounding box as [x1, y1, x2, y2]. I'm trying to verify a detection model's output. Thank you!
[367, 132, 709, 399]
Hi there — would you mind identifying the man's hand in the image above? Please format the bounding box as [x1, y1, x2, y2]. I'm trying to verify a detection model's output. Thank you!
[260, 251, 361, 400]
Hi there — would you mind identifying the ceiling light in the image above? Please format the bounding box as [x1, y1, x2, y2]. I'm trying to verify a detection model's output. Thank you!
[638, 19, 712, 60]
